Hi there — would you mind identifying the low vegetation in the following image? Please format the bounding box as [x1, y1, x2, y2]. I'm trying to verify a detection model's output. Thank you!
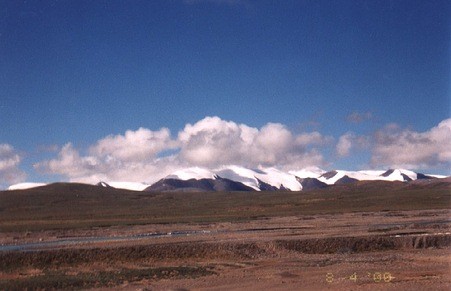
[0, 266, 215, 290]
[0, 180, 449, 232]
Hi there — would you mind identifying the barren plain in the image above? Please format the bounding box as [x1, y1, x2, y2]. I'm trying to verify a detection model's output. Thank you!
[0, 179, 450, 290]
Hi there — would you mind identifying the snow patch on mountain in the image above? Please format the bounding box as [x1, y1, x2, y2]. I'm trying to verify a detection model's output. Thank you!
[289, 167, 325, 178]
[318, 169, 419, 185]
[214, 165, 302, 191]
[157, 166, 447, 191]
[215, 165, 261, 190]
[8, 182, 47, 190]
[260, 167, 302, 191]
[358, 170, 386, 176]
[166, 167, 216, 181]
[105, 182, 151, 191]
[380, 169, 417, 181]
[427, 174, 448, 179]
[6, 166, 448, 192]
[318, 171, 350, 185]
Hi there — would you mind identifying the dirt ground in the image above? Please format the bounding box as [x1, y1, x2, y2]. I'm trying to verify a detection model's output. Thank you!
[1, 209, 450, 290]
[136, 249, 450, 291]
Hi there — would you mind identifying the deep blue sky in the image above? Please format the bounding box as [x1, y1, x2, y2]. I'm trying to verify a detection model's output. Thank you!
[0, 0, 450, 184]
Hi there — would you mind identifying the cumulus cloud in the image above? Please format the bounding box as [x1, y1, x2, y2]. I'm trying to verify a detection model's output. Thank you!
[346, 111, 373, 123]
[36, 143, 106, 181]
[336, 132, 369, 157]
[35, 116, 331, 183]
[296, 131, 333, 147]
[26, 117, 451, 184]
[178, 116, 330, 168]
[370, 118, 451, 169]
[336, 133, 354, 157]
[178, 117, 250, 165]
[35, 127, 180, 184]
[0, 144, 26, 186]
[90, 127, 177, 161]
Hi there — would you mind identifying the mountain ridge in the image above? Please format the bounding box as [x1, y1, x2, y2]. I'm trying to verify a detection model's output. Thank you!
[7, 166, 448, 192]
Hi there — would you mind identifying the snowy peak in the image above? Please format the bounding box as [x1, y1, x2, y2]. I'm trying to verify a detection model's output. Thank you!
[166, 165, 305, 191]
[166, 167, 216, 181]
[96, 181, 151, 191]
[380, 169, 416, 182]
[97, 181, 112, 188]
[7, 182, 47, 190]
[318, 170, 361, 185]
[317, 168, 434, 185]
[260, 167, 303, 191]
[215, 165, 262, 190]
[160, 165, 417, 192]
[289, 167, 325, 179]
[204, 165, 302, 191]
[6, 166, 447, 192]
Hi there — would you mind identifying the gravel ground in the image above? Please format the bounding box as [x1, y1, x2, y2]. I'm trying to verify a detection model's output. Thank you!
[1, 210, 450, 290]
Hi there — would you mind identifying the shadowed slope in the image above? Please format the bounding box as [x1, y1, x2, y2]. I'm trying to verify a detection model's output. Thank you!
[0, 179, 449, 232]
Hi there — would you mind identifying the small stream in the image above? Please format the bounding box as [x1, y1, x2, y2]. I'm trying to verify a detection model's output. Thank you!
[2, 223, 449, 252]
[0, 227, 301, 252]
[0, 230, 213, 252]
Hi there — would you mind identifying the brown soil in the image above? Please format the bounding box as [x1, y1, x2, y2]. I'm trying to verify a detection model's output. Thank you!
[1, 210, 450, 290]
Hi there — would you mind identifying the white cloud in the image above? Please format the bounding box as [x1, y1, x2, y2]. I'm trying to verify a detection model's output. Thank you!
[25, 117, 451, 185]
[0, 144, 26, 186]
[296, 131, 333, 147]
[178, 116, 330, 168]
[35, 116, 331, 183]
[35, 126, 181, 184]
[36, 143, 99, 179]
[90, 127, 177, 161]
[178, 116, 248, 166]
[336, 132, 369, 157]
[371, 118, 451, 169]
[336, 132, 354, 157]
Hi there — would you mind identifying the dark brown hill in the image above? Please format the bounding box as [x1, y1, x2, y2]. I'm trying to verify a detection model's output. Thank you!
[0, 179, 449, 232]
[145, 177, 255, 192]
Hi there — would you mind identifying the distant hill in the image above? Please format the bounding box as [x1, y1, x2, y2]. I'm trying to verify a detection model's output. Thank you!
[7, 166, 449, 192]
[1, 177, 449, 232]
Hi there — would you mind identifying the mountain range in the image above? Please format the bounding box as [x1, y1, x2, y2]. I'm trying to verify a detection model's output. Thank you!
[7, 166, 448, 192]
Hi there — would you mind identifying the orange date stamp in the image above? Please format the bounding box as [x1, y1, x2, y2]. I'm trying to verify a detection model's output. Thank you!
[326, 272, 395, 283]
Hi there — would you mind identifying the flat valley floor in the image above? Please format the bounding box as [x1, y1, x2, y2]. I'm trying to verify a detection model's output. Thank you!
[0, 182, 450, 290]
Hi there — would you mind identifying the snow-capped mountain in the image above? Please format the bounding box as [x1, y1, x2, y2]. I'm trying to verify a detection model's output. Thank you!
[6, 166, 447, 192]
[166, 167, 216, 181]
[97, 181, 151, 191]
[144, 166, 443, 192]
[7, 182, 47, 190]
[317, 168, 437, 185]
[214, 165, 302, 191]
[288, 167, 325, 178]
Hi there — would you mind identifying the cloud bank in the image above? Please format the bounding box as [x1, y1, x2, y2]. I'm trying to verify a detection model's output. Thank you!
[371, 118, 451, 169]
[0, 144, 26, 186]
[336, 132, 369, 157]
[178, 117, 329, 168]
[15, 116, 451, 186]
[35, 116, 331, 184]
